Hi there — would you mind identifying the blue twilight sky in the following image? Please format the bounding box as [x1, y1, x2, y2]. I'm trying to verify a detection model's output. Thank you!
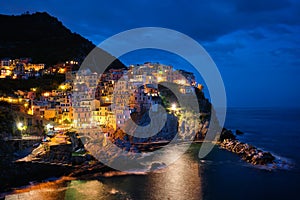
[1, 0, 300, 108]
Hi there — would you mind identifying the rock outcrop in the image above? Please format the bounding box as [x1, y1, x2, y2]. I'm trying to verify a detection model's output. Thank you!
[218, 129, 275, 165]
[235, 129, 244, 135]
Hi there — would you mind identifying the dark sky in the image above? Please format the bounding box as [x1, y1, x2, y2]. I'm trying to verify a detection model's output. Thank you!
[1, 0, 300, 107]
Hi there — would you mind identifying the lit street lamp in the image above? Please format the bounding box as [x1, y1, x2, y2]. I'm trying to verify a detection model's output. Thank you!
[171, 103, 177, 111]
[17, 122, 23, 130]
[17, 122, 27, 136]
[46, 123, 53, 131]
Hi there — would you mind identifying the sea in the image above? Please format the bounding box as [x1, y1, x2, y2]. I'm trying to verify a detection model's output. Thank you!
[3, 107, 300, 200]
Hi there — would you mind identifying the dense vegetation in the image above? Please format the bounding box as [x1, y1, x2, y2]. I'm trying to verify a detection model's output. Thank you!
[0, 74, 65, 95]
[0, 12, 126, 69]
[0, 104, 15, 139]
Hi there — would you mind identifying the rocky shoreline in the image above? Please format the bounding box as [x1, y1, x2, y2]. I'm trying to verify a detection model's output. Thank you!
[218, 129, 275, 166]
[0, 161, 73, 194]
[219, 139, 275, 165]
[0, 127, 282, 194]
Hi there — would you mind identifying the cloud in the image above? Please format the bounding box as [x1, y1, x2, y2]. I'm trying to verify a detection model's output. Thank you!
[234, 0, 291, 13]
[1, 0, 299, 44]
[204, 41, 245, 56]
[248, 31, 266, 40]
[270, 47, 300, 57]
[1, 0, 300, 107]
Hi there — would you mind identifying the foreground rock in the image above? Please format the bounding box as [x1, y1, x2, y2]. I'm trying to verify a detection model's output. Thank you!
[218, 129, 275, 165]
[219, 139, 275, 165]
[0, 161, 72, 193]
[235, 129, 244, 135]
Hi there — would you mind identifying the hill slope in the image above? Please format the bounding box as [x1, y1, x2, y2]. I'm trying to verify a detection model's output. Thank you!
[0, 12, 125, 68]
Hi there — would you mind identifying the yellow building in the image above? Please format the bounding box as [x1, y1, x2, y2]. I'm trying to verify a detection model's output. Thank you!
[92, 105, 110, 126]
[25, 64, 45, 71]
[44, 109, 57, 120]
[62, 110, 73, 123]
[0, 67, 13, 78]
[107, 112, 117, 130]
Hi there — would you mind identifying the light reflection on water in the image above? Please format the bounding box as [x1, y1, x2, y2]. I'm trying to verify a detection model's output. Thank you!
[6, 179, 133, 200]
[146, 150, 202, 200]
[5, 145, 203, 200]
[4, 108, 300, 200]
[64, 180, 132, 200]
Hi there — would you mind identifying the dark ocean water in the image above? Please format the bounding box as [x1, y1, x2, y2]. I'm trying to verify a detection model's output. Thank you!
[225, 107, 300, 169]
[3, 107, 300, 200]
[202, 107, 300, 200]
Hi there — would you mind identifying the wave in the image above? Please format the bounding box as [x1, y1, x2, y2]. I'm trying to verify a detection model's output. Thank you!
[199, 151, 294, 172]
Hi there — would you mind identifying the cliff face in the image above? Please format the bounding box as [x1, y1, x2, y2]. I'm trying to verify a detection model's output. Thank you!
[110, 84, 212, 148]
[0, 12, 126, 68]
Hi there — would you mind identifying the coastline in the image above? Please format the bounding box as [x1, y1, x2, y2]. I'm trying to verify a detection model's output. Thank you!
[0, 126, 287, 196]
[1, 133, 292, 198]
